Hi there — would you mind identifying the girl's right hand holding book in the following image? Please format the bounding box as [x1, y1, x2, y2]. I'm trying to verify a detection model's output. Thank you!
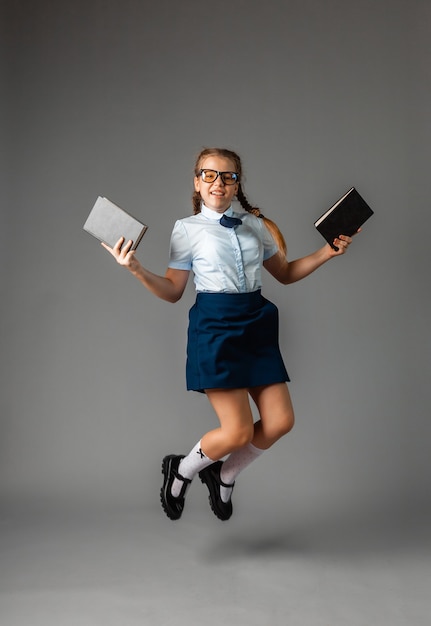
[101, 237, 141, 272]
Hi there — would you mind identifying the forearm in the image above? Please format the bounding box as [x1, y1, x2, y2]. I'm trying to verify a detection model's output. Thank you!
[101, 238, 188, 302]
[264, 244, 334, 285]
[265, 234, 354, 285]
[127, 264, 183, 303]
[283, 245, 332, 284]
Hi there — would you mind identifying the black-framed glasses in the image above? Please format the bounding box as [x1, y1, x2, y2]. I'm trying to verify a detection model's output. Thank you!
[198, 169, 239, 185]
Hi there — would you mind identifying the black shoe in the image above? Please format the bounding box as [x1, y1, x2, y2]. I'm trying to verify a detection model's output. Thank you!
[199, 461, 234, 521]
[160, 455, 191, 521]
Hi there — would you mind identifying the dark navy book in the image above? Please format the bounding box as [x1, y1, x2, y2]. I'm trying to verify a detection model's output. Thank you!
[314, 187, 373, 250]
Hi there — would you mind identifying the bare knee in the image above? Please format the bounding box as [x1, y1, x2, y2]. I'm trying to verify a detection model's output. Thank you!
[269, 416, 294, 442]
[255, 409, 295, 448]
[248, 383, 296, 449]
[228, 423, 255, 450]
[279, 409, 295, 437]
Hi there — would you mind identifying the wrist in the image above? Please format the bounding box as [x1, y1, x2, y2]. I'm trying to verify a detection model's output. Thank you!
[128, 260, 143, 276]
[318, 245, 333, 263]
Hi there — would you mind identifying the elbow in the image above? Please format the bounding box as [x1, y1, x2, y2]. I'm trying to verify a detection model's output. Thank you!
[281, 267, 299, 285]
[278, 272, 293, 285]
[162, 295, 179, 303]
[164, 291, 183, 304]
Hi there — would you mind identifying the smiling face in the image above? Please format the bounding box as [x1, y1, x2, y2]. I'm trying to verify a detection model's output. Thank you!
[194, 154, 239, 214]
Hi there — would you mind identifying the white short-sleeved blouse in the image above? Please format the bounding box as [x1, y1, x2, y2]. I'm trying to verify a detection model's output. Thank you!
[168, 204, 278, 294]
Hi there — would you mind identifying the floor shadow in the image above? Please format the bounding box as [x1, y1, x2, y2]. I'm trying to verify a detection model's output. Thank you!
[201, 504, 431, 563]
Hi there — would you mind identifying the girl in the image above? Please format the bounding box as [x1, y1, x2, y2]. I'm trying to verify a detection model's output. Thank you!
[102, 148, 354, 521]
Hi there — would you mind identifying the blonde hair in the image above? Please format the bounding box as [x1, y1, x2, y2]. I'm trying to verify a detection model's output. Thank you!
[192, 147, 286, 255]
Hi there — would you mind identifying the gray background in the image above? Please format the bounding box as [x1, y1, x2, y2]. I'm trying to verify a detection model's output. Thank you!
[3, 0, 430, 515]
[1, 1, 430, 624]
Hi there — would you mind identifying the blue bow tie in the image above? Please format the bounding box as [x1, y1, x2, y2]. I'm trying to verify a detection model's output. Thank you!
[220, 214, 242, 228]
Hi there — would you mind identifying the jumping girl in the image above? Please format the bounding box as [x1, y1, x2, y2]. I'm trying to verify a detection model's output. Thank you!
[102, 147, 354, 521]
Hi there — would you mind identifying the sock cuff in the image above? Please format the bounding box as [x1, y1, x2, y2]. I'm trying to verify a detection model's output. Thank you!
[177, 440, 215, 482]
[247, 442, 265, 456]
[198, 440, 216, 463]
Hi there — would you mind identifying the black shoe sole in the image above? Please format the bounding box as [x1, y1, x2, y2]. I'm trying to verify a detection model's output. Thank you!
[160, 455, 185, 521]
[199, 462, 233, 521]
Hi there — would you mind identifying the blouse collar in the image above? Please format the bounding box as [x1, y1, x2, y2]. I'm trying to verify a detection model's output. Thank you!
[201, 203, 234, 220]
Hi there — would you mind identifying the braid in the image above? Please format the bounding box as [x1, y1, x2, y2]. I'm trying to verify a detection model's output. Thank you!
[192, 190, 201, 215]
[236, 184, 262, 217]
[237, 184, 287, 256]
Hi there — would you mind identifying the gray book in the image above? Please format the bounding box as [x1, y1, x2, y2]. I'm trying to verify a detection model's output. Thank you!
[83, 196, 148, 250]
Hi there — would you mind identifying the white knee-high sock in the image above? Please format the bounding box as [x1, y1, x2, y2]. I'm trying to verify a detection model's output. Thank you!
[219, 443, 264, 502]
[171, 441, 214, 498]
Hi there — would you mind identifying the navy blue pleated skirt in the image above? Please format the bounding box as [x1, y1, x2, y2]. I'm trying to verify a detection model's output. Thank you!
[186, 290, 290, 393]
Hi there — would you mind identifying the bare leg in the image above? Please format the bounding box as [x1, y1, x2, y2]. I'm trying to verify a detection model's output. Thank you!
[171, 388, 254, 497]
[218, 383, 295, 493]
[249, 382, 295, 449]
[201, 388, 255, 460]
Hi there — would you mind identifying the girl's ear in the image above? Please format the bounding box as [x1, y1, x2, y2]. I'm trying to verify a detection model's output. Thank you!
[194, 176, 201, 193]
